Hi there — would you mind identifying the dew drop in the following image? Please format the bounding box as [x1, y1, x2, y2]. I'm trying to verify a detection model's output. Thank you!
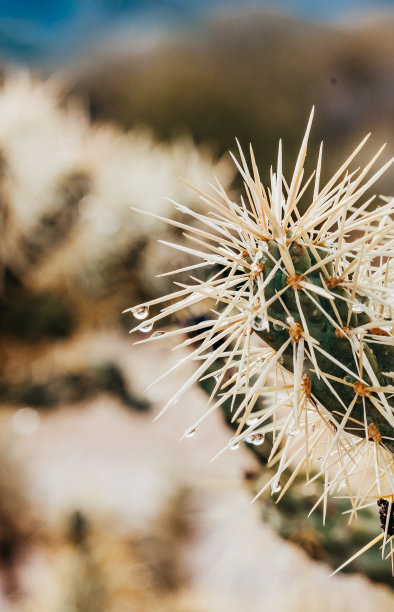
[230, 442, 239, 451]
[351, 302, 363, 313]
[271, 480, 282, 494]
[214, 374, 221, 383]
[288, 426, 300, 437]
[246, 416, 259, 426]
[252, 316, 268, 332]
[133, 306, 149, 320]
[185, 428, 196, 438]
[140, 321, 153, 333]
[247, 433, 265, 446]
[152, 331, 165, 338]
[273, 322, 285, 331]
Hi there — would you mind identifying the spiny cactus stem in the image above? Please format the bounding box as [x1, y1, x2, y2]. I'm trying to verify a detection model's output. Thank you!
[251, 239, 394, 455]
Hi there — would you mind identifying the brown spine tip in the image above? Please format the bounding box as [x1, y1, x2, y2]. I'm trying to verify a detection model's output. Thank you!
[335, 326, 351, 339]
[353, 380, 371, 398]
[368, 422, 382, 443]
[289, 322, 303, 342]
[369, 327, 390, 337]
[324, 277, 342, 288]
[286, 274, 303, 289]
[301, 373, 311, 397]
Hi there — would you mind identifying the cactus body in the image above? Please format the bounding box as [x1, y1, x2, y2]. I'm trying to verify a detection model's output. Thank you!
[254, 240, 394, 454]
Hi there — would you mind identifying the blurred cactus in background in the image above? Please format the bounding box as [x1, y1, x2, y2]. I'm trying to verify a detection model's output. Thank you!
[0, 71, 232, 411]
[130, 109, 394, 575]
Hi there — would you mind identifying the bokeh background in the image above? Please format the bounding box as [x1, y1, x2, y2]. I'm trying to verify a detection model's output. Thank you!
[0, 1, 393, 610]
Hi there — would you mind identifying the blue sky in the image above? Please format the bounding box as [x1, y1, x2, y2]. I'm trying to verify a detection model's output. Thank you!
[0, 1, 393, 64]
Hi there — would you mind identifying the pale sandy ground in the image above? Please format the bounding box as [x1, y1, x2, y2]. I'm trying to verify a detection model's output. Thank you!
[3, 331, 394, 611]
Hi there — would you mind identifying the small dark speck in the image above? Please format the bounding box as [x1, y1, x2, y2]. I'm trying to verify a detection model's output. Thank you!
[330, 77, 338, 85]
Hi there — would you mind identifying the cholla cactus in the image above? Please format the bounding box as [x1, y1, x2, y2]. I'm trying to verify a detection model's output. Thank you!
[129, 109, 394, 572]
[0, 71, 232, 294]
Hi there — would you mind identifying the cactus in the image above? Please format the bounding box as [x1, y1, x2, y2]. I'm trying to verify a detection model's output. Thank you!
[0, 72, 233, 415]
[129, 109, 394, 572]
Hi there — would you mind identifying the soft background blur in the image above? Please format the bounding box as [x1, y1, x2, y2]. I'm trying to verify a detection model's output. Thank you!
[0, 1, 393, 610]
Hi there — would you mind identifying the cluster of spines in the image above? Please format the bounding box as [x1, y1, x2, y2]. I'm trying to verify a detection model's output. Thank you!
[127, 110, 394, 570]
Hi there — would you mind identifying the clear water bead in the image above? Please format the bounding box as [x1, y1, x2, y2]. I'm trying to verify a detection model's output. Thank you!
[230, 442, 239, 450]
[252, 316, 268, 332]
[247, 433, 265, 446]
[133, 306, 149, 320]
[288, 426, 300, 437]
[140, 321, 153, 333]
[246, 416, 259, 426]
[185, 428, 196, 438]
[271, 481, 282, 493]
[152, 331, 165, 338]
[351, 302, 363, 313]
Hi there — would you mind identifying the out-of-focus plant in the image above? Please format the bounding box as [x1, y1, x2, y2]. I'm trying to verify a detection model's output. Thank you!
[0, 72, 232, 302]
[129, 109, 394, 574]
[0, 71, 232, 411]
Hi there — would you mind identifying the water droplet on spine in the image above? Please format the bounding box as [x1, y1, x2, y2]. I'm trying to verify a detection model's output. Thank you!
[246, 416, 259, 426]
[271, 480, 281, 493]
[352, 302, 363, 313]
[247, 433, 265, 446]
[152, 331, 165, 338]
[288, 426, 300, 437]
[252, 316, 268, 332]
[230, 442, 239, 450]
[133, 306, 149, 320]
[140, 321, 153, 333]
[185, 428, 196, 438]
